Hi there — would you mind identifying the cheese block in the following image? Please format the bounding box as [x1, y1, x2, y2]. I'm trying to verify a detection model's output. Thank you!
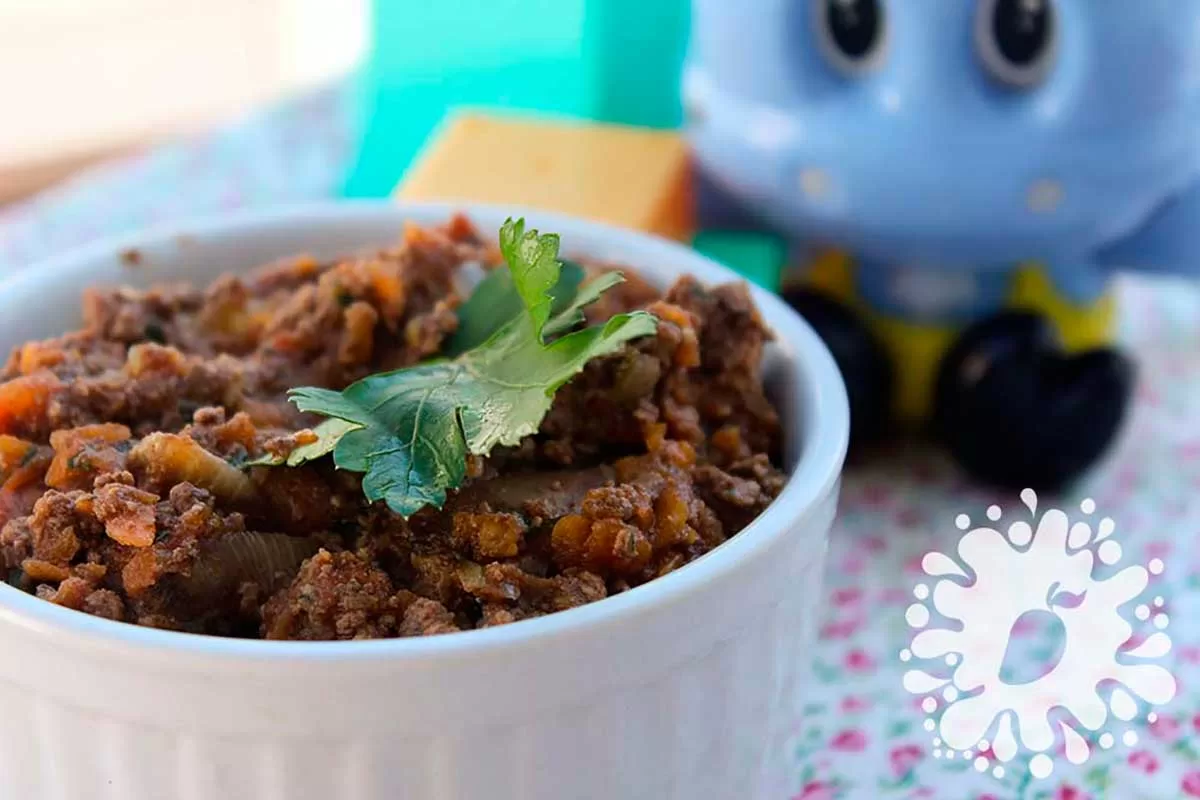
[397, 114, 695, 241]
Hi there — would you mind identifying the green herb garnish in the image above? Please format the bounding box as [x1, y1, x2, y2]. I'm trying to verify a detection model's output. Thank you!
[262, 219, 657, 517]
[445, 259, 585, 356]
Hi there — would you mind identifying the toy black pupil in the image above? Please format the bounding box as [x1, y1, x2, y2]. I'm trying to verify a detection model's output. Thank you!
[992, 0, 1052, 66]
[826, 0, 880, 60]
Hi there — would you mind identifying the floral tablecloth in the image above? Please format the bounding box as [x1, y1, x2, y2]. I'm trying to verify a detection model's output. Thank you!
[789, 276, 1200, 800]
[1, 81, 1197, 800]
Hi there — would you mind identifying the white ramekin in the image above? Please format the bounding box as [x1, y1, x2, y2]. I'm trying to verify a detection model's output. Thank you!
[0, 202, 847, 800]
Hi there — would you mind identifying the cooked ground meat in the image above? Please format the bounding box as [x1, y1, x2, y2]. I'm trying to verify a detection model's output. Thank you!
[0, 216, 786, 640]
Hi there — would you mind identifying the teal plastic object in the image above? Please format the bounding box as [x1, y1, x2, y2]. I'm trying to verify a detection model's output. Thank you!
[691, 230, 787, 291]
[344, 0, 689, 198]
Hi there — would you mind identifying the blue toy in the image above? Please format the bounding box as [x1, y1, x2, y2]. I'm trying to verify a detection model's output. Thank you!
[685, 0, 1200, 488]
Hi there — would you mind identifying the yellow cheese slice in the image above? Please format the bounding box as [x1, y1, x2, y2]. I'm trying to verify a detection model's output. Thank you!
[397, 114, 695, 241]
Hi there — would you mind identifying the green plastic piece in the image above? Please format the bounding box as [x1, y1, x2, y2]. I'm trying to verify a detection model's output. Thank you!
[582, 0, 689, 128]
[692, 230, 788, 291]
[344, 0, 690, 198]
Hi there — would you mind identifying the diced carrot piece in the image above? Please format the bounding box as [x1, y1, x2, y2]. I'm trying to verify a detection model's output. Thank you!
[0, 371, 64, 435]
[267, 331, 304, 353]
[597, 519, 652, 574]
[48, 424, 131, 451]
[644, 423, 668, 452]
[46, 424, 132, 490]
[550, 514, 592, 569]
[94, 483, 159, 548]
[44, 576, 91, 609]
[103, 506, 156, 548]
[125, 343, 187, 378]
[368, 263, 406, 310]
[402, 221, 433, 247]
[0, 435, 35, 484]
[646, 301, 701, 368]
[583, 518, 624, 566]
[653, 482, 690, 548]
[17, 342, 65, 375]
[21, 559, 70, 583]
[208, 305, 252, 337]
[121, 550, 159, 595]
[664, 440, 696, 469]
[211, 412, 259, 452]
[710, 425, 746, 461]
[0, 443, 49, 532]
[73, 562, 106, 582]
[444, 213, 481, 243]
[291, 255, 320, 279]
[452, 512, 526, 560]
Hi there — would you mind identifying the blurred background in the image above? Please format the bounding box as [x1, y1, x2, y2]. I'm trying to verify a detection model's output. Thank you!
[0, 0, 688, 269]
[0, 0, 366, 204]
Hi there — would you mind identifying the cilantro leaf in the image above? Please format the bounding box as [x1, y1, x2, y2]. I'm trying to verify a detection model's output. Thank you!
[280, 218, 657, 517]
[247, 418, 360, 467]
[499, 217, 560, 340]
[542, 270, 625, 337]
[446, 259, 585, 356]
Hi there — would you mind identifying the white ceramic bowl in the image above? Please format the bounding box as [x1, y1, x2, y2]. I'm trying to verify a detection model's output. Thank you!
[0, 202, 847, 800]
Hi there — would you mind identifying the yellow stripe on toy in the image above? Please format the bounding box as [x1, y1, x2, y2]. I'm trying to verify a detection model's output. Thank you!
[865, 313, 956, 423]
[788, 250, 948, 422]
[787, 248, 857, 304]
[1006, 265, 1116, 352]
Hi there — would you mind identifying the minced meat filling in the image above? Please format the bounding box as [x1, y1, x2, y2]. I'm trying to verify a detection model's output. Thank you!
[0, 216, 786, 640]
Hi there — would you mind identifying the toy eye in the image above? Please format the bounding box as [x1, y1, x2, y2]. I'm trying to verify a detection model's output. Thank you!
[975, 0, 1057, 89]
[813, 0, 887, 76]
